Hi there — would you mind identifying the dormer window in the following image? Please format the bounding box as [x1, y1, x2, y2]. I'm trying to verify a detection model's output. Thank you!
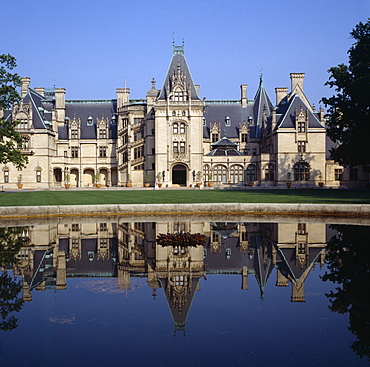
[298, 121, 306, 133]
[99, 129, 107, 139]
[64, 117, 69, 126]
[111, 115, 116, 125]
[71, 129, 78, 139]
[225, 116, 230, 126]
[87, 116, 93, 126]
[203, 117, 206, 126]
[248, 116, 253, 125]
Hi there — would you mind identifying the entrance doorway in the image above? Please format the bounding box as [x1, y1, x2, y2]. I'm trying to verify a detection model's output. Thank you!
[172, 165, 187, 185]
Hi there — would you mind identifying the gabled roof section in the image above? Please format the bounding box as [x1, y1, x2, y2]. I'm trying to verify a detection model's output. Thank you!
[276, 94, 325, 129]
[158, 45, 200, 101]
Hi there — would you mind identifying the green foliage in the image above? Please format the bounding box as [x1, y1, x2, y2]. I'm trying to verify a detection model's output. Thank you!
[322, 19, 370, 171]
[0, 227, 27, 332]
[322, 225, 370, 360]
[0, 54, 28, 170]
[0, 227, 26, 266]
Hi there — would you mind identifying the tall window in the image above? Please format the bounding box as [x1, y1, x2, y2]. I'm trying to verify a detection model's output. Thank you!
[4, 170, 9, 183]
[180, 141, 185, 153]
[230, 165, 243, 183]
[264, 164, 274, 181]
[294, 162, 310, 181]
[173, 141, 179, 153]
[173, 123, 178, 134]
[36, 170, 41, 183]
[134, 145, 144, 159]
[298, 141, 306, 153]
[180, 123, 185, 134]
[99, 146, 107, 157]
[71, 147, 78, 158]
[21, 136, 30, 150]
[246, 165, 255, 182]
[241, 133, 248, 142]
[203, 165, 210, 182]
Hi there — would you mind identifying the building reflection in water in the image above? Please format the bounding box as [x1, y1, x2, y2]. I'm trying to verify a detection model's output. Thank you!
[4, 220, 327, 332]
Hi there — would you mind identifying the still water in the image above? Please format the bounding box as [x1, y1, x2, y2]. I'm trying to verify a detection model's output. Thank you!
[0, 218, 369, 366]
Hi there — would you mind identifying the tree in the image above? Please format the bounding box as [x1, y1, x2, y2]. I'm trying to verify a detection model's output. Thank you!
[0, 227, 27, 332]
[322, 19, 370, 171]
[0, 54, 28, 170]
[322, 225, 370, 361]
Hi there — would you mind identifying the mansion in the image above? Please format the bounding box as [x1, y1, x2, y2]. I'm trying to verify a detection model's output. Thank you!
[1, 45, 368, 188]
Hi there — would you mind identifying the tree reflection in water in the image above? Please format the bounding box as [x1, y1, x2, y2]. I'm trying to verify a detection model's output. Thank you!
[0, 227, 26, 332]
[322, 225, 370, 361]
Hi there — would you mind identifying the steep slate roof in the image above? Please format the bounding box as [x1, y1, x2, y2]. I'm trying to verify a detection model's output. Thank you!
[59, 100, 117, 140]
[253, 77, 273, 131]
[159, 276, 201, 331]
[158, 45, 200, 101]
[23, 89, 53, 130]
[203, 103, 253, 139]
[251, 236, 274, 299]
[276, 93, 325, 129]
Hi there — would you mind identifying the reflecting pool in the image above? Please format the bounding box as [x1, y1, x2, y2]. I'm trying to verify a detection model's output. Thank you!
[0, 219, 369, 366]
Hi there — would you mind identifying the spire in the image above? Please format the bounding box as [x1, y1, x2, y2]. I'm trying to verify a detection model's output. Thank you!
[158, 43, 200, 101]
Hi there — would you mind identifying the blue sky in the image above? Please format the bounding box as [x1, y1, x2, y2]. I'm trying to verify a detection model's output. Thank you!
[2, 0, 369, 107]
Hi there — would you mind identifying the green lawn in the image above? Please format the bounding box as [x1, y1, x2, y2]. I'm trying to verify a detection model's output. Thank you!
[0, 188, 369, 206]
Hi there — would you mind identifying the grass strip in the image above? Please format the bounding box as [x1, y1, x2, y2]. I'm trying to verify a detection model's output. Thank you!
[0, 189, 369, 206]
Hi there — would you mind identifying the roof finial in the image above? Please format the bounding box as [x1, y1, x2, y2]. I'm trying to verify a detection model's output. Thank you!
[259, 69, 263, 85]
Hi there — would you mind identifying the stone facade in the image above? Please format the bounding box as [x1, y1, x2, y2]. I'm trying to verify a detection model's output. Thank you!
[1, 45, 368, 189]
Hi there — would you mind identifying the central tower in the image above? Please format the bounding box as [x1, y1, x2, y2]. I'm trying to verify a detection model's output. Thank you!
[153, 44, 205, 187]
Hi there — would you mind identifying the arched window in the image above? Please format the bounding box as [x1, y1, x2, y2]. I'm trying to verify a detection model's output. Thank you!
[264, 164, 275, 181]
[173, 123, 178, 134]
[214, 165, 227, 184]
[230, 165, 244, 184]
[246, 165, 255, 183]
[294, 162, 310, 181]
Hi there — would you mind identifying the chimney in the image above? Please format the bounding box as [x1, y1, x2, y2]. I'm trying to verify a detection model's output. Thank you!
[55, 88, 66, 124]
[290, 73, 305, 93]
[34, 87, 45, 96]
[275, 87, 288, 106]
[240, 84, 248, 108]
[21, 77, 31, 98]
[116, 88, 130, 110]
